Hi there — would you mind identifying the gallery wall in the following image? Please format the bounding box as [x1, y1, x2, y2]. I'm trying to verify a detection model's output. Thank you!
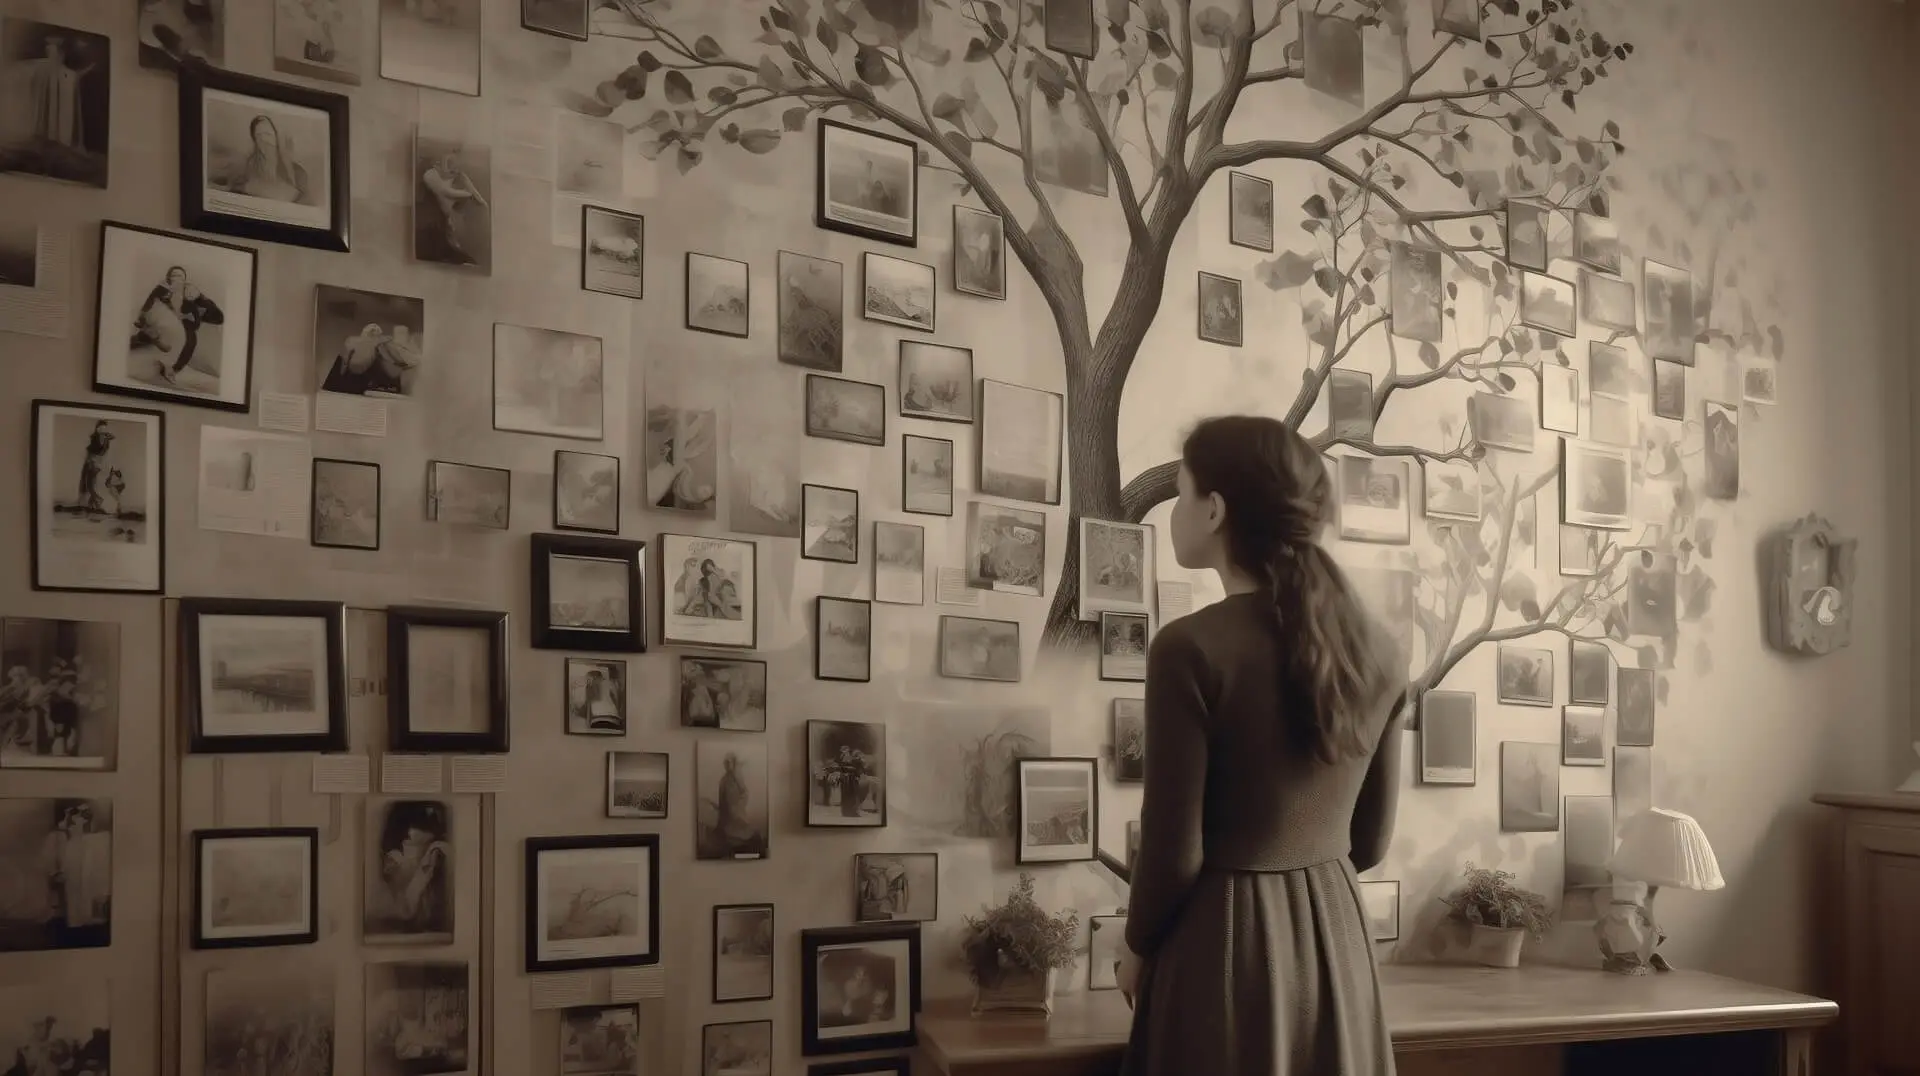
[0, 0, 1913, 1074]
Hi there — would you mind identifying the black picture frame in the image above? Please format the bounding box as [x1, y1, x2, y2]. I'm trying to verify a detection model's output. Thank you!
[1227, 170, 1276, 252]
[30, 398, 168, 594]
[685, 251, 751, 338]
[801, 484, 861, 564]
[711, 902, 777, 1004]
[89, 221, 260, 413]
[799, 922, 923, 1056]
[1196, 270, 1244, 347]
[552, 449, 621, 535]
[805, 719, 886, 827]
[1043, 0, 1097, 59]
[815, 118, 920, 247]
[814, 597, 873, 684]
[1097, 611, 1150, 683]
[900, 434, 955, 517]
[530, 532, 647, 653]
[579, 204, 645, 300]
[950, 205, 1005, 300]
[896, 341, 976, 424]
[810, 1061, 909, 1076]
[311, 457, 381, 550]
[524, 833, 662, 973]
[1014, 756, 1100, 865]
[177, 63, 351, 253]
[180, 597, 349, 755]
[190, 826, 321, 950]
[387, 605, 511, 753]
[521, 0, 591, 40]
[805, 374, 888, 447]
[860, 251, 936, 333]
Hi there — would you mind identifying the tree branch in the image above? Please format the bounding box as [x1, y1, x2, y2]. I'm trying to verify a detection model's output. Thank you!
[1315, 437, 1481, 463]
[1119, 460, 1181, 523]
[1068, 59, 1149, 245]
[1416, 465, 1565, 691]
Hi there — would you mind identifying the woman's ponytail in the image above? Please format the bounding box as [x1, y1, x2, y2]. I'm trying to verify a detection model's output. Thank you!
[1265, 540, 1391, 764]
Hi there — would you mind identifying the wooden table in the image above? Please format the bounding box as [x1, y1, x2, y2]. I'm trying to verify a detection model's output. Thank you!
[915, 963, 1837, 1076]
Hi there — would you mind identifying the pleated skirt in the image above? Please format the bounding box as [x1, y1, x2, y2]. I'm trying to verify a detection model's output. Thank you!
[1120, 858, 1395, 1076]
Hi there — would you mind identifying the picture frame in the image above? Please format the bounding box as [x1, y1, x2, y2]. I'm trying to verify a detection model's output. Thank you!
[1616, 666, 1656, 747]
[897, 341, 975, 423]
[0, 619, 120, 773]
[695, 739, 770, 860]
[853, 852, 938, 923]
[1496, 644, 1553, 707]
[938, 616, 1021, 682]
[379, 0, 482, 96]
[1196, 271, 1244, 347]
[1652, 358, 1687, 421]
[386, 605, 510, 753]
[1434, 0, 1483, 39]
[522, 0, 591, 41]
[427, 460, 511, 529]
[1390, 241, 1444, 342]
[1643, 258, 1695, 364]
[365, 960, 472, 1075]
[1228, 171, 1276, 253]
[1561, 439, 1631, 530]
[977, 379, 1064, 505]
[1467, 391, 1536, 453]
[951, 205, 1006, 299]
[552, 450, 620, 534]
[861, 252, 936, 332]
[901, 435, 955, 516]
[178, 64, 351, 252]
[802, 484, 861, 564]
[524, 833, 661, 973]
[1569, 639, 1612, 705]
[806, 374, 888, 446]
[702, 1021, 773, 1076]
[1111, 698, 1145, 782]
[873, 521, 926, 605]
[1580, 269, 1636, 333]
[493, 323, 605, 441]
[311, 457, 381, 550]
[778, 250, 845, 371]
[530, 532, 647, 653]
[181, 597, 349, 755]
[31, 399, 167, 594]
[1088, 914, 1127, 990]
[580, 205, 645, 299]
[1499, 741, 1561, 833]
[1573, 212, 1621, 274]
[1077, 517, 1155, 622]
[712, 903, 776, 1003]
[679, 654, 768, 731]
[1539, 363, 1580, 436]
[565, 658, 628, 735]
[1418, 690, 1476, 785]
[606, 750, 669, 819]
[1043, 0, 1096, 58]
[1423, 459, 1481, 522]
[91, 222, 259, 413]
[816, 118, 920, 246]
[814, 597, 873, 683]
[363, 798, 454, 946]
[559, 1003, 640, 1076]
[191, 827, 320, 949]
[686, 251, 751, 338]
[1504, 199, 1549, 270]
[965, 500, 1046, 597]
[1335, 456, 1412, 544]
[800, 922, 923, 1056]
[0, 798, 112, 951]
[806, 719, 886, 827]
[1358, 879, 1401, 943]
[1559, 524, 1607, 577]
[1015, 757, 1098, 864]
[1519, 271, 1576, 337]
[1098, 611, 1149, 682]
[1562, 705, 1607, 766]
[660, 533, 759, 649]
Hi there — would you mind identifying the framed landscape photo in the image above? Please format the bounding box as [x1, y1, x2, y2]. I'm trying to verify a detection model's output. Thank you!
[606, 750, 668, 818]
[815, 597, 873, 683]
[661, 533, 759, 649]
[311, 457, 381, 550]
[553, 450, 620, 534]
[816, 118, 919, 246]
[181, 597, 348, 755]
[806, 719, 885, 827]
[386, 605, 510, 753]
[854, 852, 937, 923]
[92, 222, 258, 413]
[778, 250, 845, 371]
[862, 252, 935, 332]
[901, 435, 954, 516]
[686, 251, 750, 338]
[1098, 611, 1149, 682]
[806, 374, 887, 447]
[530, 532, 646, 653]
[1015, 757, 1098, 864]
[1520, 271, 1576, 337]
[938, 616, 1021, 682]
[427, 460, 510, 529]
[524, 833, 661, 973]
[977, 379, 1064, 505]
[800, 922, 923, 1056]
[580, 205, 645, 299]
[679, 654, 768, 731]
[712, 903, 776, 1004]
[802, 484, 860, 564]
[191, 826, 320, 949]
[873, 521, 926, 605]
[897, 341, 974, 423]
[952, 205, 1005, 299]
[178, 64, 350, 252]
[31, 399, 166, 594]
[965, 501, 1045, 597]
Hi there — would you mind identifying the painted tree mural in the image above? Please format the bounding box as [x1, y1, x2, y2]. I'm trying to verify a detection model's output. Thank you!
[575, 0, 1783, 699]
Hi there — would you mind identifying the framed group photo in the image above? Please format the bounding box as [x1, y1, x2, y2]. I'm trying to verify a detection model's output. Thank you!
[800, 922, 923, 1056]
[180, 597, 348, 754]
[31, 399, 167, 594]
[661, 532, 759, 649]
[178, 64, 351, 252]
[530, 532, 646, 653]
[91, 222, 258, 413]
[386, 605, 510, 753]
[524, 833, 661, 973]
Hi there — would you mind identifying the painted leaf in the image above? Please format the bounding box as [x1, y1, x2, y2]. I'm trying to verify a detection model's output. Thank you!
[1194, 5, 1234, 46]
[854, 44, 892, 85]
[1260, 250, 1317, 290]
[783, 106, 810, 132]
[817, 17, 841, 50]
[739, 129, 782, 153]
[758, 56, 788, 89]
[769, 6, 795, 32]
[693, 34, 723, 60]
[663, 70, 694, 103]
[965, 37, 993, 61]
[861, 0, 921, 34]
[1418, 342, 1441, 370]
[1311, 267, 1339, 296]
[939, 130, 973, 160]
[1497, 571, 1536, 614]
[931, 92, 966, 120]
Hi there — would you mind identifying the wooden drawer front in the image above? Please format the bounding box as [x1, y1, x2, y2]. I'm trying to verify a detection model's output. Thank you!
[1845, 820, 1920, 1076]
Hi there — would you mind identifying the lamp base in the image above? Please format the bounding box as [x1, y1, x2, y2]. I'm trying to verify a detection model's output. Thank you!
[1595, 885, 1674, 976]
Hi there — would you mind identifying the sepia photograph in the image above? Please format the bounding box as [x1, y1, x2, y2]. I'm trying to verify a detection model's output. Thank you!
[1422, 459, 1481, 522]
[92, 222, 257, 412]
[966, 501, 1045, 597]
[898, 341, 974, 423]
[0, 617, 118, 771]
[183, 599, 345, 753]
[855, 852, 937, 923]
[555, 450, 619, 533]
[679, 655, 767, 731]
[314, 284, 423, 398]
[1302, 10, 1363, 107]
[696, 739, 770, 860]
[816, 119, 918, 245]
[533, 535, 643, 653]
[1562, 705, 1606, 767]
[1559, 524, 1606, 577]
[1017, 757, 1097, 864]
[643, 404, 717, 515]
[712, 904, 775, 1003]
[379, 0, 480, 96]
[1743, 358, 1778, 404]
[1468, 391, 1534, 453]
[0, 981, 109, 1074]
[1112, 697, 1145, 782]
[566, 658, 627, 735]
[1336, 455, 1411, 544]
[978, 379, 1064, 504]
[607, 750, 668, 819]
[1499, 741, 1560, 833]
[702, 1020, 771, 1076]
[412, 130, 492, 271]
[952, 205, 1006, 299]
[1044, 0, 1096, 58]
[1589, 392, 1633, 447]
[364, 799, 452, 945]
[800, 924, 921, 1055]
[808, 719, 885, 826]
[184, 67, 346, 249]
[1573, 212, 1620, 273]
[1616, 666, 1656, 747]
[1078, 518, 1152, 620]
[663, 533, 758, 649]
[1703, 400, 1739, 499]
[939, 616, 1021, 682]
[428, 460, 509, 529]
[1099, 612, 1149, 682]
[1196, 271, 1243, 346]
[902, 435, 954, 516]
[874, 521, 926, 605]
[1505, 199, 1549, 270]
[524, 0, 591, 41]
[686, 251, 750, 337]
[862, 252, 935, 332]
[1432, 0, 1482, 39]
[560, 1003, 639, 1075]
[139, 0, 224, 69]
[1228, 170, 1274, 252]
[1570, 640, 1611, 705]
[554, 111, 624, 200]
[778, 250, 843, 370]
[1419, 690, 1475, 785]
[1520, 271, 1576, 337]
[0, 18, 111, 188]
[1564, 794, 1614, 892]
[1390, 241, 1443, 342]
[365, 961, 469, 1076]
[206, 967, 334, 1076]
[802, 484, 860, 564]
[388, 606, 510, 753]
[806, 373, 887, 446]
[275, 0, 362, 84]
[525, 833, 659, 972]
[1652, 358, 1686, 420]
[815, 598, 873, 684]
[1562, 440, 1630, 530]
[1626, 549, 1678, 638]
[192, 826, 318, 949]
[581, 206, 644, 299]
[1643, 259, 1694, 363]
[1089, 914, 1127, 989]
[494, 323, 605, 440]
[0, 797, 111, 952]
[1328, 368, 1374, 441]
[1496, 644, 1552, 707]
[1581, 268, 1636, 332]
[1359, 880, 1401, 943]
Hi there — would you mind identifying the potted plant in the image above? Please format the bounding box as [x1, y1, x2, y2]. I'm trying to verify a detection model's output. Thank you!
[959, 873, 1080, 1016]
[1440, 864, 1554, 968]
[813, 746, 876, 817]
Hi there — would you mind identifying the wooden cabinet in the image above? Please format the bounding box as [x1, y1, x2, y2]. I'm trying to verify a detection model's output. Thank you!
[1814, 792, 1920, 1076]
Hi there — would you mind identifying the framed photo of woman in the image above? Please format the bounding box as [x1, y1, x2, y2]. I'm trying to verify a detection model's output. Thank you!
[91, 222, 258, 413]
[660, 532, 758, 650]
[178, 63, 351, 252]
[31, 399, 167, 594]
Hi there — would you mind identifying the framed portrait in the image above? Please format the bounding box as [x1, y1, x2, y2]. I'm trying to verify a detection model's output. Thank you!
[1078, 517, 1153, 621]
[802, 484, 860, 563]
[702, 1020, 772, 1076]
[660, 532, 758, 649]
[31, 399, 166, 594]
[978, 379, 1063, 504]
[524, 833, 661, 973]
[806, 719, 885, 827]
[951, 205, 1005, 299]
[366, 961, 470, 1076]
[1197, 271, 1243, 346]
[873, 521, 925, 606]
[386, 605, 510, 753]
[553, 450, 620, 534]
[1043, 0, 1096, 58]
[805, 373, 887, 446]
[1419, 690, 1476, 785]
[0, 797, 112, 951]
[1228, 171, 1275, 252]
[800, 922, 923, 1055]
[363, 798, 454, 945]
[494, 323, 605, 441]
[410, 123, 493, 273]
[428, 460, 510, 529]
[1111, 698, 1145, 782]
[311, 457, 380, 550]
[713, 903, 775, 1003]
[560, 1003, 639, 1076]
[1098, 611, 1149, 682]
[565, 657, 627, 735]
[1088, 913, 1127, 989]
[1358, 879, 1401, 942]
[181, 597, 348, 754]
[1015, 757, 1098, 864]
[580, 205, 645, 299]
[862, 252, 935, 332]
[686, 251, 751, 338]
[816, 118, 919, 246]
[901, 435, 954, 517]
[91, 223, 258, 413]
[1561, 439, 1631, 530]
[606, 750, 668, 819]
[679, 654, 767, 731]
[0, 617, 120, 772]
[778, 250, 845, 371]
[1520, 271, 1577, 337]
[965, 501, 1045, 597]
[853, 852, 937, 923]
[191, 826, 320, 949]
[178, 64, 350, 252]
[897, 341, 974, 423]
[1496, 644, 1552, 707]
[523, 0, 591, 41]
[695, 739, 770, 860]
[815, 598, 873, 683]
[937, 616, 1021, 682]
[531, 532, 646, 653]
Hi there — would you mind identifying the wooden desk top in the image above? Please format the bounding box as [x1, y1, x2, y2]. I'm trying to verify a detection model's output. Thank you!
[1813, 790, 1920, 814]
[917, 963, 1838, 1067]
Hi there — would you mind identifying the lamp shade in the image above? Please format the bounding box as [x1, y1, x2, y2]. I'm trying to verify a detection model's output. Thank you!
[1609, 807, 1725, 890]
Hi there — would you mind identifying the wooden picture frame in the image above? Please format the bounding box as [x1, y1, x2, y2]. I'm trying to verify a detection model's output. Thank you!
[90, 222, 259, 413]
[712, 902, 776, 1004]
[178, 64, 351, 253]
[551, 449, 620, 534]
[799, 922, 923, 1056]
[1015, 756, 1098, 864]
[386, 605, 510, 753]
[1227, 170, 1275, 253]
[530, 532, 647, 653]
[524, 832, 661, 973]
[31, 398, 167, 594]
[1196, 271, 1244, 347]
[181, 597, 349, 755]
[815, 118, 919, 246]
[191, 826, 320, 949]
[660, 533, 759, 649]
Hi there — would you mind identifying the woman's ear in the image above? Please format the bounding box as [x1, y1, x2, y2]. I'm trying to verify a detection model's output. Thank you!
[1205, 491, 1228, 535]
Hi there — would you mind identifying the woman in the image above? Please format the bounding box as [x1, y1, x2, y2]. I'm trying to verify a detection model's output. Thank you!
[231, 115, 309, 204]
[1117, 415, 1406, 1076]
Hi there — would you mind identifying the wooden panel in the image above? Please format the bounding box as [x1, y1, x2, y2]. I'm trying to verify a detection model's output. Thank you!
[1399, 1045, 1562, 1076]
[1842, 815, 1920, 1076]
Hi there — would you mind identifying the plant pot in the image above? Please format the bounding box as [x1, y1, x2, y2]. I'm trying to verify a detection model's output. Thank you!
[1465, 924, 1527, 967]
[971, 967, 1055, 1017]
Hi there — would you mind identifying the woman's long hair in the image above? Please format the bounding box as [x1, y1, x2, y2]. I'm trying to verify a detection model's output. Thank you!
[1181, 415, 1392, 763]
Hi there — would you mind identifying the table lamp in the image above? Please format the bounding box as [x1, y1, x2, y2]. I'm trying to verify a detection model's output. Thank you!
[1595, 807, 1724, 975]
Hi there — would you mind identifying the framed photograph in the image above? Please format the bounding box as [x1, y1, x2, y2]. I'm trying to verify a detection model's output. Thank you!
[1589, 393, 1633, 447]
[0, 618, 119, 771]
[561, 1003, 640, 1075]
[898, 342, 974, 423]
[386, 605, 510, 753]
[806, 373, 887, 446]
[800, 922, 923, 1055]
[661, 532, 759, 649]
[1561, 440, 1631, 530]
[1574, 212, 1620, 273]
[523, 0, 591, 41]
[1703, 400, 1739, 499]
[680, 655, 767, 731]
[1652, 359, 1686, 420]
[966, 501, 1046, 597]
[1539, 363, 1579, 436]
[816, 118, 919, 246]
[1643, 258, 1695, 363]
[1228, 170, 1275, 252]
[1016, 757, 1097, 864]
[713, 903, 776, 1003]
[179, 64, 350, 252]
[862, 252, 935, 332]
[607, 750, 669, 819]
[1111, 698, 1145, 782]
[494, 323, 605, 441]
[702, 1020, 772, 1076]
[1358, 880, 1401, 943]
[1422, 459, 1481, 522]
[531, 533, 646, 653]
[1581, 269, 1636, 333]
[1499, 741, 1561, 832]
[1496, 644, 1552, 707]
[310, 457, 380, 550]
[642, 403, 718, 516]
[1043, 0, 1096, 57]
[1743, 357, 1778, 404]
[181, 597, 347, 754]
[380, 0, 481, 96]
[1505, 199, 1549, 270]
[938, 616, 1021, 682]
[807, 719, 885, 827]
[566, 658, 628, 735]
[854, 853, 937, 923]
[411, 125, 492, 272]
[978, 379, 1064, 504]
[815, 598, 873, 683]
[524, 833, 661, 973]
[1562, 705, 1605, 766]
[1564, 794, 1614, 895]
[207, 966, 333, 1076]
[1336, 455, 1412, 544]
[1419, 690, 1475, 785]
[314, 284, 423, 399]
[902, 434, 955, 516]
[553, 450, 619, 534]
[778, 250, 845, 371]
[363, 798, 453, 945]
[1088, 914, 1128, 990]
[1520, 272, 1576, 337]
[1196, 271, 1244, 346]
[1099, 612, 1149, 682]
[0, 798, 111, 951]
[1077, 518, 1154, 621]
[581, 205, 644, 299]
[1, 18, 111, 187]
[1302, 10, 1363, 106]
[873, 521, 926, 605]
[686, 251, 751, 338]
[1627, 551, 1679, 638]
[366, 962, 470, 1076]
[91, 223, 257, 413]
[952, 205, 1006, 299]
[1328, 369, 1374, 440]
[192, 826, 319, 949]
[1616, 666, 1656, 747]
[1569, 639, 1612, 705]
[802, 485, 860, 563]
[1390, 241, 1443, 342]
[1559, 524, 1607, 577]
[1467, 391, 1535, 454]
[428, 459, 510, 529]
[695, 739, 770, 860]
